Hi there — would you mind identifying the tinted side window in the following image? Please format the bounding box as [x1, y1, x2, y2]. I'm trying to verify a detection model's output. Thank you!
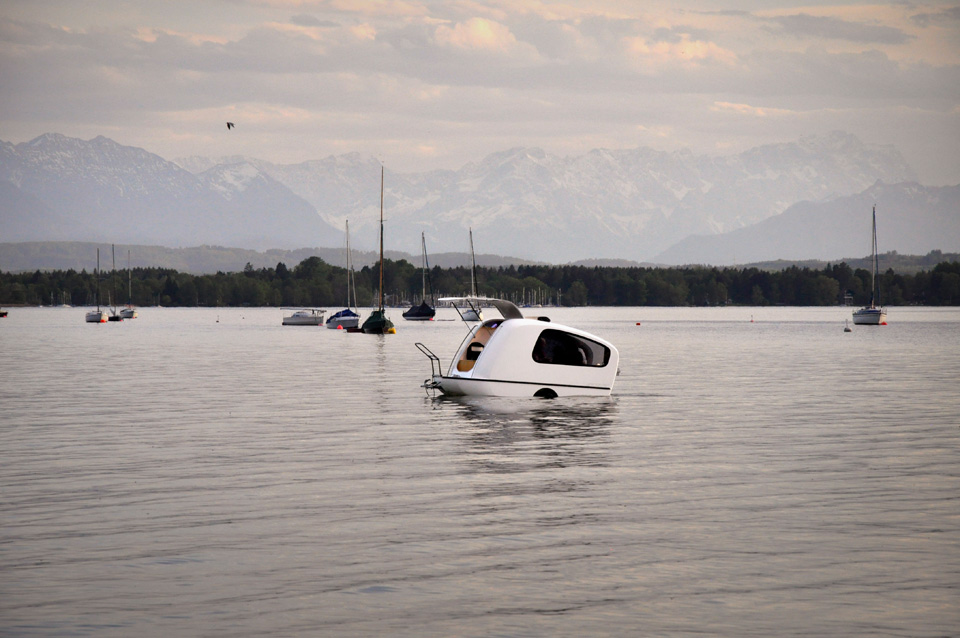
[531, 329, 610, 367]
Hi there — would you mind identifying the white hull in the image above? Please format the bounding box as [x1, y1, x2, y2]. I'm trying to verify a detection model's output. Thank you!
[283, 316, 324, 326]
[852, 307, 886, 325]
[282, 309, 325, 326]
[326, 316, 360, 329]
[119, 307, 138, 319]
[436, 375, 613, 397]
[460, 309, 482, 322]
[85, 310, 107, 323]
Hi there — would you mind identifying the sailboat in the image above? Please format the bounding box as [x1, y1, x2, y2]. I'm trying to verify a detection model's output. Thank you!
[403, 232, 436, 321]
[107, 245, 123, 321]
[85, 249, 108, 323]
[120, 249, 138, 319]
[326, 221, 362, 330]
[852, 205, 888, 325]
[360, 167, 396, 334]
[457, 228, 483, 322]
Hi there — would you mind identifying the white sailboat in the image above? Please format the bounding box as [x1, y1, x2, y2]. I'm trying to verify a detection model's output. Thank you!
[852, 205, 888, 326]
[85, 249, 108, 323]
[326, 220, 361, 330]
[107, 245, 123, 321]
[120, 249, 138, 319]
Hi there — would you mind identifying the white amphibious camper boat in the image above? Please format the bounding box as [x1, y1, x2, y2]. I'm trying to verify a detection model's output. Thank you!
[417, 297, 619, 398]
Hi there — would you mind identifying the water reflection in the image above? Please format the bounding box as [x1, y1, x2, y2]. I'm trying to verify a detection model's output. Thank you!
[433, 396, 618, 474]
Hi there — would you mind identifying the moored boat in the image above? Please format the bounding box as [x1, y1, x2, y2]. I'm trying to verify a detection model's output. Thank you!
[852, 205, 887, 326]
[85, 248, 108, 323]
[120, 250, 138, 319]
[326, 220, 361, 330]
[403, 232, 435, 321]
[360, 167, 395, 335]
[282, 308, 326, 326]
[417, 297, 619, 398]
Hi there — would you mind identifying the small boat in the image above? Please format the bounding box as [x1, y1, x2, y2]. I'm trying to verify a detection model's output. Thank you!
[459, 228, 483, 322]
[844, 319, 852, 333]
[282, 308, 326, 326]
[403, 232, 436, 321]
[120, 250, 138, 319]
[106, 245, 123, 321]
[361, 167, 396, 334]
[326, 220, 361, 330]
[0, 309, 7, 318]
[85, 248, 108, 323]
[852, 205, 888, 326]
[417, 297, 619, 398]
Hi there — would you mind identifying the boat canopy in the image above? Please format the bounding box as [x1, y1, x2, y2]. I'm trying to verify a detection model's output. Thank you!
[439, 297, 523, 320]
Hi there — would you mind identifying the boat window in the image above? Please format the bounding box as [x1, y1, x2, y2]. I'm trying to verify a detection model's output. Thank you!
[531, 329, 610, 367]
[466, 342, 484, 360]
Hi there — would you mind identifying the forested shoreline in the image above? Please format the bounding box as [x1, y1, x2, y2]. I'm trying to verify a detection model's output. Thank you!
[2, 257, 959, 307]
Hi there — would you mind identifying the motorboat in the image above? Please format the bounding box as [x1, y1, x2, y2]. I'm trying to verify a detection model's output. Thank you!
[402, 232, 436, 321]
[85, 248, 108, 323]
[282, 308, 326, 326]
[417, 297, 619, 398]
[852, 205, 888, 326]
[360, 167, 396, 334]
[326, 220, 361, 330]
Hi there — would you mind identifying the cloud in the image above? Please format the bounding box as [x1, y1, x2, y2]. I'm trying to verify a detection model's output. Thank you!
[290, 14, 338, 28]
[435, 17, 519, 52]
[911, 6, 960, 28]
[711, 102, 795, 117]
[764, 13, 913, 45]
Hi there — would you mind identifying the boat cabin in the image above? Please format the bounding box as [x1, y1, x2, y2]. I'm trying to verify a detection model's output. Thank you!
[420, 298, 619, 398]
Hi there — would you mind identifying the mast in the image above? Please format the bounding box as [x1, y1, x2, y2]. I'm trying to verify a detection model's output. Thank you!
[111, 244, 118, 313]
[127, 250, 132, 305]
[345, 220, 355, 310]
[95, 248, 101, 310]
[469, 227, 477, 297]
[871, 205, 880, 308]
[378, 166, 385, 313]
[421, 232, 427, 302]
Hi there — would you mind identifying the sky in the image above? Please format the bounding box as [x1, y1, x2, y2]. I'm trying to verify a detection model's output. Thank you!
[1, 0, 959, 185]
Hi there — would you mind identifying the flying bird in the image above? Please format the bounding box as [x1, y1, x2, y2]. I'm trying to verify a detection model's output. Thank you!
[226, 122, 234, 130]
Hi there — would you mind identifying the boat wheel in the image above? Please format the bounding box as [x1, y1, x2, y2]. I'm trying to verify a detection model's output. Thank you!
[533, 388, 558, 399]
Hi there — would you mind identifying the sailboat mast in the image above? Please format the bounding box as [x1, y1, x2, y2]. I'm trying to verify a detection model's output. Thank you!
[127, 250, 132, 304]
[111, 244, 117, 312]
[96, 248, 101, 310]
[345, 220, 354, 310]
[469, 227, 477, 297]
[421, 232, 427, 302]
[871, 205, 880, 308]
[379, 166, 385, 313]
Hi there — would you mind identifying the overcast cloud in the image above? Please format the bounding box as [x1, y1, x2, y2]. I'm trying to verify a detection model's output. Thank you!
[1, 0, 958, 185]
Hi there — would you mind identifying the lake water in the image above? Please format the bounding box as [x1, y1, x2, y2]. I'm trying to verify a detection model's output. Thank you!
[2, 306, 958, 637]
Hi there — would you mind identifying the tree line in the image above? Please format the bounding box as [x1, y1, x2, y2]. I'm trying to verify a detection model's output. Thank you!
[2, 257, 959, 307]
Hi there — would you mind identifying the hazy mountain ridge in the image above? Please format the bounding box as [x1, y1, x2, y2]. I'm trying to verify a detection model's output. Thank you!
[654, 182, 960, 265]
[0, 131, 921, 262]
[0, 134, 341, 250]
[174, 132, 915, 260]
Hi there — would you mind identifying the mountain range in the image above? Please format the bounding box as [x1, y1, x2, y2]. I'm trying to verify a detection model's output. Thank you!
[3, 131, 956, 265]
